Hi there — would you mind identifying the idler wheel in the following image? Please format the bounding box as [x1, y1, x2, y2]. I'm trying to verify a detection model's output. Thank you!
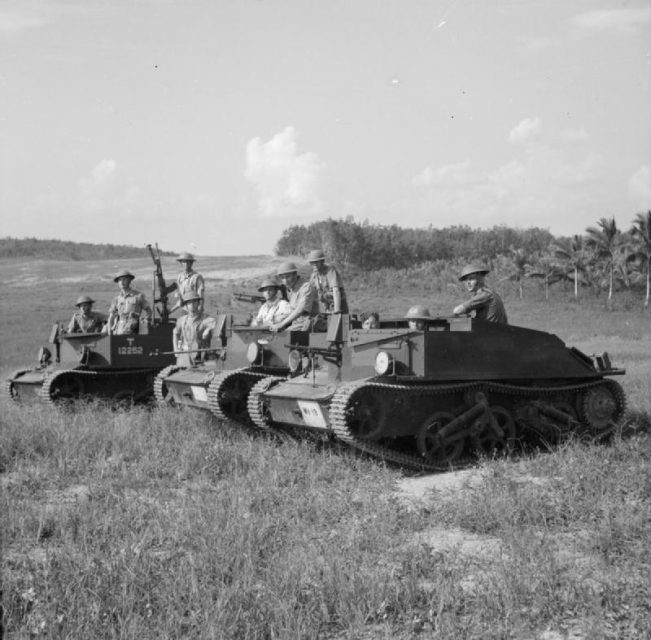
[345, 386, 387, 440]
[469, 406, 516, 457]
[417, 411, 465, 465]
[579, 382, 625, 437]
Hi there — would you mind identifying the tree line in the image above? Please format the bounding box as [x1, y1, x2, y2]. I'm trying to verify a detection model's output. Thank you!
[0, 237, 175, 261]
[276, 213, 651, 308]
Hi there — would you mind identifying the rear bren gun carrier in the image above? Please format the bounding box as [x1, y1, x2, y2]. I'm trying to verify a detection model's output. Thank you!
[247, 314, 626, 471]
[6, 244, 176, 406]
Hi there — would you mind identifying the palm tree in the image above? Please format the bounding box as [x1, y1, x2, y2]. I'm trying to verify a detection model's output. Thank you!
[525, 254, 566, 300]
[551, 235, 589, 298]
[504, 248, 533, 299]
[630, 210, 651, 308]
[585, 217, 621, 308]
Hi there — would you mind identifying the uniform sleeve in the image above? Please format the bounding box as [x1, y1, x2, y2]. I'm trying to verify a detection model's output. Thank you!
[293, 282, 315, 314]
[326, 267, 343, 290]
[461, 290, 493, 313]
[139, 293, 152, 319]
[67, 314, 78, 333]
[195, 274, 205, 297]
[274, 300, 291, 323]
[108, 296, 118, 315]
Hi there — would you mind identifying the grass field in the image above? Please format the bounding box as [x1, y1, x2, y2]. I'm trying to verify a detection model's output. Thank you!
[1, 258, 650, 639]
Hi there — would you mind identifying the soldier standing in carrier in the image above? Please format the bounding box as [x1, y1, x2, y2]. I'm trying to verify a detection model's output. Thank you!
[170, 252, 205, 313]
[67, 295, 105, 333]
[269, 262, 320, 332]
[107, 270, 153, 335]
[307, 249, 348, 315]
[173, 293, 217, 362]
[250, 277, 291, 328]
[453, 264, 508, 324]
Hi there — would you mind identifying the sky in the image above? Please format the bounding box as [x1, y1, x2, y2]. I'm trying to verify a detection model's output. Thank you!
[1, 0, 650, 256]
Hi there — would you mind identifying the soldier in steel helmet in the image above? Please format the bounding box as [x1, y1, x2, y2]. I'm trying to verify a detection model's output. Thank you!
[307, 249, 348, 315]
[166, 252, 206, 314]
[269, 262, 320, 332]
[67, 295, 105, 333]
[106, 270, 153, 335]
[173, 292, 217, 361]
[250, 277, 291, 328]
[405, 305, 431, 331]
[453, 264, 508, 324]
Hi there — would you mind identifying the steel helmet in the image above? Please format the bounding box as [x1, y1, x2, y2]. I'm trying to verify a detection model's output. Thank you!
[276, 261, 298, 276]
[177, 252, 196, 262]
[182, 292, 202, 305]
[459, 264, 489, 281]
[307, 249, 326, 263]
[405, 305, 431, 320]
[75, 295, 95, 306]
[257, 277, 281, 292]
[113, 269, 135, 282]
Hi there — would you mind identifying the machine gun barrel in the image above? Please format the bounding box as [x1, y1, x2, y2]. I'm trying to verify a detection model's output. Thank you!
[146, 243, 170, 324]
[233, 291, 265, 304]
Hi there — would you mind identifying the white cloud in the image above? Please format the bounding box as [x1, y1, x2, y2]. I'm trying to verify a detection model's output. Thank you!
[412, 160, 471, 187]
[244, 126, 325, 218]
[571, 8, 651, 35]
[508, 117, 542, 145]
[79, 159, 117, 213]
[410, 144, 605, 234]
[628, 165, 651, 209]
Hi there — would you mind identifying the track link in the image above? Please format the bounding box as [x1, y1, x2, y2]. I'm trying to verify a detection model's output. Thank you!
[247, 376, 285, 430]
[153, 365, 183, 406]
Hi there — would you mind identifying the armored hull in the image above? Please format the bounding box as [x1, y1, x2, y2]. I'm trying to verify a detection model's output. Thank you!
[7, 323, 175, 406]
[248, 316, 626, 470]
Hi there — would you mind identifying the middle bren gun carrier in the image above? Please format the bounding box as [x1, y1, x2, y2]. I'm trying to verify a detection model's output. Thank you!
[245, 314, 626, 471]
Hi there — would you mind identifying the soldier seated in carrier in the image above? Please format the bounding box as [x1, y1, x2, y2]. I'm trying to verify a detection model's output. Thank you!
[405, 305, 432, 331]
[250, 277, 291, 328]
[106, 269, 153, 335]
[453, 264, 508, 324]
[173, 292, 217, 364]
[67, 295, 105, 333]
[361, 311, 380, 329]
[270, 262, 323, 332]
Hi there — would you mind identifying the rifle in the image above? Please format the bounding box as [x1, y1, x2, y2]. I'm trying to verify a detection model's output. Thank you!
[233, 291, 265, 304]
[146, 243, 170, 323]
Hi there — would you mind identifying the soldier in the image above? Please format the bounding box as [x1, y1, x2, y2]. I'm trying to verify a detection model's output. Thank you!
[362, 311, 380, 329]
[307, 249, 348, 315]
[67, 295, 105, 333]
[269, 262, 320, 332]
[405, 305, 431, 331]
[453, 264, 508, 324]
[250, 277, 291, 328]
[107, 270, 153, 335]
[173, 292, 217, 359]
[170, 252, 205, 313]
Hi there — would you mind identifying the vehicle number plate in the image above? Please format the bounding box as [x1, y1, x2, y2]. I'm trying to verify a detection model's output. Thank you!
[191, 386, 208, 402]
[297, 401, 327, 429]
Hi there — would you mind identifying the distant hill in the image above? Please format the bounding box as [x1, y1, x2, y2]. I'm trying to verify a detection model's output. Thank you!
[0, 237, 176, 261]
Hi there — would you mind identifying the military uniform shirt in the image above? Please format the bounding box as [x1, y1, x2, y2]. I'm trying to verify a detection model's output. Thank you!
[285, 276, 319, 331]
[310, 265, 348, 313]
[176, 270, 205, 305]
[67, 311, 105, 334]
[252, 299, 291, 327]
[458, 287, 508, 324]
[174, 312, 217, 351]
[108, 289, 152, 335]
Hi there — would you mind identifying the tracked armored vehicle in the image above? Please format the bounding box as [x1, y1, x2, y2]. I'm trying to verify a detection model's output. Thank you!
[6, 321, 175, 406]
[6, 243, 177, 407]
[247, 315, 627, 471]
[154, 316, 329, 422]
